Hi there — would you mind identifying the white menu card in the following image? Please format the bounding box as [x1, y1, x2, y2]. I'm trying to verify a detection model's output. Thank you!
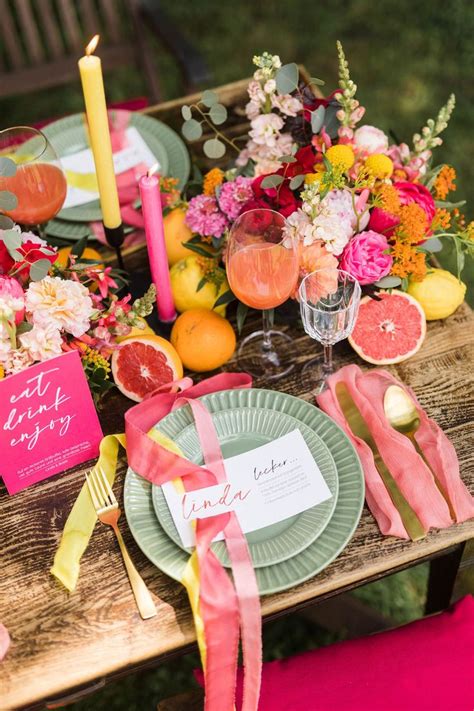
[161, 429, 332, 548]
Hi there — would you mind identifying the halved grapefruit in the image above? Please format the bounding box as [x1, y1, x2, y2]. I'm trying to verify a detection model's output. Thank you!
[111, 335, 183, 402]
[349, 291, 426, 365]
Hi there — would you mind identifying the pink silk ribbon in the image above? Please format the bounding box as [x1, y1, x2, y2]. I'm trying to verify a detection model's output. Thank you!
[125, 373, 262, 711]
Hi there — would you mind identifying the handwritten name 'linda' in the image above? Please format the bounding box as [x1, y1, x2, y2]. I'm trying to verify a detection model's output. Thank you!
[3, 368, 74, 451]
[181, 483, 251, 521]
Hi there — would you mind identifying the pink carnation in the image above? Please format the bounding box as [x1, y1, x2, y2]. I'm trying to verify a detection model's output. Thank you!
[217, 177, 254, 220]
[185, 195, 228, 238]
[340, 231, 393, 285]
[0, 276, 25, 324]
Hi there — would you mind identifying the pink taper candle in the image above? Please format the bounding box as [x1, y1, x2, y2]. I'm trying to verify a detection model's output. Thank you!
[139, 165, 176, 322]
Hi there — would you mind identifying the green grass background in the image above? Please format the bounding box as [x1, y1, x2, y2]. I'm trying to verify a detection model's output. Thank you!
[2, 1, 472, 707]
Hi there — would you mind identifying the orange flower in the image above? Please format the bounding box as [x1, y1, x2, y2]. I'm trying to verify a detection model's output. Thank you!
[203, 168, 225, 196]
[295, 241, 338, 300]
[375, 184, 400, 216]
[396, 203, 427, 244]
[434, 165, 456, 200]
[432, 208, 451, 231]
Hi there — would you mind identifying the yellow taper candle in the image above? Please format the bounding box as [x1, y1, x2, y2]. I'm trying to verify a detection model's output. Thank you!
[78, 35, 121, 229]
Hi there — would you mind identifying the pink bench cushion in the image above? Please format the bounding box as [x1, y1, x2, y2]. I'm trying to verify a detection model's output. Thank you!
[196, 595, 474, 710]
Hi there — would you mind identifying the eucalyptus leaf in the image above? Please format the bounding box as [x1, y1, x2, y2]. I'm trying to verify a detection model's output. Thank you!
[0, 215, 14, 229]
[181, 105, 192, 121]
[422, 237, 443, 253]
[279, 154, 297, 163]
[71, 235, 89, 258]
[289, 174, 305, 190]
[322, 104, 341, 138]
[374, 275, 402, 289]
[182, 119, 203, 142]
[196, 276, 208, 292]
[236, 302, 249, 334]
[261, 174, 284, 189]
[9, 249, 22, 261]
[435, 199, 466, 210]
[311, 106, 326, 133]
[275, 63, 299, 94]
[201, 90, 219, 108]
[16, 322, 33, 336]
[184, 242, 217, 258]
[0, 191, 18, 211]
[209, 103, 228, 125]
[203, 138, 226, 159]
[1, 228, 21, 250]
[213, 290, 235, 308]
[0, 157, 16, 177]
[29, 258, 52, 282]
[309, 76, 325, 86]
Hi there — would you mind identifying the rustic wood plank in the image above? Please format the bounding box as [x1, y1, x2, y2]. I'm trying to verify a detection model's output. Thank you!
[16, 0, 45, 63]
[0, 0, 25, 69]
[57, 0, 83, 52]
[37, 0, 65, 60]
[0, 298, 472, 709]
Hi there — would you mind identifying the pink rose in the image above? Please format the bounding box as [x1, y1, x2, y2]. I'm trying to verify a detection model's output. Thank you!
[0, 275, 25, 323]
[340, 231, 393, 285]
[394, 181, 436, 226]
[354, 125, 389, 155]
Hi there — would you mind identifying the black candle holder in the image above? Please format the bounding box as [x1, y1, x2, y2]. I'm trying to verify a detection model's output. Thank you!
[104, 223, 125, 270]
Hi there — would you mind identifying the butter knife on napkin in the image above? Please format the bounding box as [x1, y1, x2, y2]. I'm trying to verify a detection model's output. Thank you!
[335, 382, 427, 541]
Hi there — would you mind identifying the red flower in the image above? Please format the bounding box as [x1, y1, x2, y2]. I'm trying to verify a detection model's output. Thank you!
[0, 242, 14, 275]
[249, 175, 300, 218]
[368, 207, 400, 237]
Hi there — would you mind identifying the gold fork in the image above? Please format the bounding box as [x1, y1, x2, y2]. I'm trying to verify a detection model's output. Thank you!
[86, 467, 157, 620]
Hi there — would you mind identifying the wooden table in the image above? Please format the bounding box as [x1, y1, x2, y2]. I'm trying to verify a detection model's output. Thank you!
[1, 280, 473, 709]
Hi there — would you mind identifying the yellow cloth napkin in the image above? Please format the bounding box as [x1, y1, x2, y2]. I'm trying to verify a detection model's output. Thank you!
[50, 431, 207, 666]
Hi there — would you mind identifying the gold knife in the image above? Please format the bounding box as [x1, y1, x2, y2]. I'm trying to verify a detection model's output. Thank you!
[335, 382, 427, 541]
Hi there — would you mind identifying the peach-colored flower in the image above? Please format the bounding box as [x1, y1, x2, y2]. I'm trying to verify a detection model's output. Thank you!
[294, 240, 338, 300]
[25, 276, 94, 337]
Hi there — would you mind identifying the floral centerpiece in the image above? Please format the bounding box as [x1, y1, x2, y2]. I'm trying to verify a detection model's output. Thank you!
[0, 225, 155, 399]
[179, 43, 473, 308]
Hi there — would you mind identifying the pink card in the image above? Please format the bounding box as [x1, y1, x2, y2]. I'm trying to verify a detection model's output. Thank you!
[0, 351, 103, 495]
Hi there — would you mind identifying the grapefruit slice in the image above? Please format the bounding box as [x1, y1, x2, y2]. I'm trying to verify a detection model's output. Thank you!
[349, 290, 426, 365]
[111, 335, 183, 402]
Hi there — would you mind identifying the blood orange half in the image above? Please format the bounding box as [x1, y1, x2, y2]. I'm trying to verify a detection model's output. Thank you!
[111, 335, 183, 402]
[349, 290, 426, 365]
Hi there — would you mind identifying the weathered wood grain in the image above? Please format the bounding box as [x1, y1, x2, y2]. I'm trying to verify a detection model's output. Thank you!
[1, 297, 473, 710]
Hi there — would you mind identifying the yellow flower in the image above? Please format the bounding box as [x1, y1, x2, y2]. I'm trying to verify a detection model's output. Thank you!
[365, 154, 393, 179]
[203, 168, 224, 196]
[325, 145, 355, 171]
[304, 172, 322, 185]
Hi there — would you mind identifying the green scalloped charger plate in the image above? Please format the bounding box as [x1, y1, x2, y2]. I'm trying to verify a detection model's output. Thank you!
[124, 388, 364, 595]
[152, 407, 339, 568]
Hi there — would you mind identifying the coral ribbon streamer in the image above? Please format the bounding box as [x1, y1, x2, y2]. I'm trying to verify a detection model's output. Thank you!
[124, 372, 261, 711]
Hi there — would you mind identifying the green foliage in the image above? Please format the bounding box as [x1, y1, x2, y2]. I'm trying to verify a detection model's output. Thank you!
[275, 62, 299, 93]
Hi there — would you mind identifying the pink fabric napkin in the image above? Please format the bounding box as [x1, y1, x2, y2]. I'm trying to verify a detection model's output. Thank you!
[317, 364, 474, 538]
[0, 623, 10, 662]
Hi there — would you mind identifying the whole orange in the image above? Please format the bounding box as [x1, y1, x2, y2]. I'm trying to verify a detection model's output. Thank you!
[55, 246, 103, 268]
[170, 308, 236, 372]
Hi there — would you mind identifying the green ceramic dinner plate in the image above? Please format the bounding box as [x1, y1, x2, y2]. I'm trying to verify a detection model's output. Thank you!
[42, 110, 190, 226]
[152, 407, 339, 568]
[124, 388, 364, 595]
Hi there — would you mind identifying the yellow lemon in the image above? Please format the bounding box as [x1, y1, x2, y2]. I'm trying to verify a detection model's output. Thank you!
[325, 145, 355, 171]
[170, 256, 229, 316]
[365, 154, 394, 179]
[163, 207, 195, 266]
[115, 318, 155, 343]
[407, 268, 466, 320]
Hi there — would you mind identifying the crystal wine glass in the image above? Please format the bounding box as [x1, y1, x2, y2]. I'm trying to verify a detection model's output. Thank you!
[226, 209, 299, 380]
[299, 268, 361, 393]
[0, 126, 67, 227]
